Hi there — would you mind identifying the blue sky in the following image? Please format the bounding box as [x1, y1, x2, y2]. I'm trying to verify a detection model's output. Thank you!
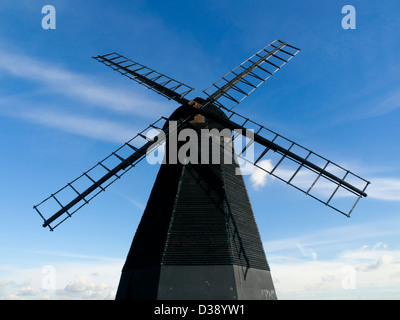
[1, 0, 400, 299]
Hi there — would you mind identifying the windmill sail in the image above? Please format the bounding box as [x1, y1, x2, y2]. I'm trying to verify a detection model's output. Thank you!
[202, 39, 300, 112]
[34, 116, 191, 230]
[33, 38, 370, 301]
[35, 39, 369, 226]
[195, 107, 370, 217]
[93, 52, 193, 104]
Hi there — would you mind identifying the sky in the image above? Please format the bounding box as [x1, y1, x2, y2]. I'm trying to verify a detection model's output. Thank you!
[0, 0, 400, 300]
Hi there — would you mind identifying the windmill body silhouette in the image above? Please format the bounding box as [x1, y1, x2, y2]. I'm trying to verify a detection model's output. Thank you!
[34, 39, 370, 300]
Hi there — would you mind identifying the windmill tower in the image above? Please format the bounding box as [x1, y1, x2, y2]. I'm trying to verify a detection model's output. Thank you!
[33, 39, 370, 300]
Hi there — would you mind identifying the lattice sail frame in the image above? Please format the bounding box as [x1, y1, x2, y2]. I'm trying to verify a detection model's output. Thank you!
[201, 108, 370, 217]
[93, 52, 193, 104]
[34, 39, 370, 230]
[203, 39, 300, 111]
[33, 116, 190, 230]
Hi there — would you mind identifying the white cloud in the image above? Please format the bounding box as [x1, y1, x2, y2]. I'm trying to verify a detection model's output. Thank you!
[0, 249, 123, 300]
[2, 233, 400, 300]
[359, 254, 395, 272]
[367, 87, 400, 118]
[270, 242, 400, 299]
[265, 218, 400, 299]
[296, 243, 317, 261]
[0, 261, 121, 300]
[265, 218, 400, 258]
[17, 108, 140, 144]
[0, 49, 170, 118]
[250, 159, 274, 190]
[18, 286, 37, 296]
[64, 276, 98, 293]
[248, 155, 400, 205]
[367, 177, 400, 201]
[0, 47, 175, 144]
[112, 190, 146, 211]
[373, 242, 388, 250]
[60, 275, 113, 299]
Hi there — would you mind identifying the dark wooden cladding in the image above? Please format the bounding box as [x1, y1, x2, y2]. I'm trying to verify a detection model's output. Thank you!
[121, 105, 269, 273]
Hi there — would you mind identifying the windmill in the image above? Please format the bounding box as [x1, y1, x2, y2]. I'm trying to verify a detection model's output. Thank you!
[33, 39, 370, 300]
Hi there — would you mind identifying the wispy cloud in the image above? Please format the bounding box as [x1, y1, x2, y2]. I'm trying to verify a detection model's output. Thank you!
[271, 243, 400, 299]
[111, 190, 146, 211]
[0, 248, 123, 300]
[296, 243, 317, 261]
[15, 107, 140, 144]
[367, 177, 400, 201]
[249, 157, 400, 203]
[264, 220, 400, 299]
[0, 260, 121, 300]
[0, 48, 171, 118]
[367, 88, 400, 118]
[4, 235, 400, 299]
[324, 71, 400, 125]
[264, 217, 400, 260]
[0, 48, 175, 144]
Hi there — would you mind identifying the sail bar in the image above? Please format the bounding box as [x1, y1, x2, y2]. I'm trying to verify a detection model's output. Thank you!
[34, 116, 191, 230]
[202, 39, 300, 111]
[93, 52, 193, 105]
[194, 106, 370, 217]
